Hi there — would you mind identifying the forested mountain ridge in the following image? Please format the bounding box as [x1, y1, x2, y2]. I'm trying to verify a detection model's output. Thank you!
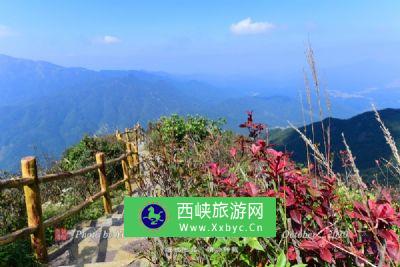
[270, 108, 400, 183]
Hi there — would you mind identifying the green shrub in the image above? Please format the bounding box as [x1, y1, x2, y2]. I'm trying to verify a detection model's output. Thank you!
[150, 114, 225, 145]
[0, 240, 39, 267]
[60, 134, 124, 182]
[145, 115, 233, 198]
[0, 188, 35, 267]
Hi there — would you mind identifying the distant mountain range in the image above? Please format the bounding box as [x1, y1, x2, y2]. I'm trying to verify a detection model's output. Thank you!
[1, 54, 400, 171]
[270, 108, 400, 184]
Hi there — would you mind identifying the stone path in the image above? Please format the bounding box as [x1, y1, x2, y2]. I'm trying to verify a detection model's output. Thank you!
[49, 142, 154, 266]
[48, 201, 153, 267]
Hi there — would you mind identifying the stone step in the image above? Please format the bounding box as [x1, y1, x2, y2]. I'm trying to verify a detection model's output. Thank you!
[57, 257, 152, 267]
[48, 201, 152, 266]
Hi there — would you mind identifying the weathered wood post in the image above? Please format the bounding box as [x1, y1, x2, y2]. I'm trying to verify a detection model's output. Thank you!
[132, 141, 139, 174]
[125, 127, 130, 143]
[96, 152, 112, 214]
[115, 129, 122, 141]
[126, 142, 134, 169]
[133, 126, 143, 187]
[121, 158, 132, 195]
[132, 126, 140, 174]
[21, 156, 48, 263]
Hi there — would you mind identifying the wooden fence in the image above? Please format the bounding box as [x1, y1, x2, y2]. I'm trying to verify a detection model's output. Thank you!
[0, 125, 142, 263]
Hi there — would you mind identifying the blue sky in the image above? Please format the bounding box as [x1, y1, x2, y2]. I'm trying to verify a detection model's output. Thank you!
[0, 1, 400, 77]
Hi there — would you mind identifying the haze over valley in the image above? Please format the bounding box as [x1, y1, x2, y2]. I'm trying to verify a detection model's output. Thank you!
[1, 54, 400, 170]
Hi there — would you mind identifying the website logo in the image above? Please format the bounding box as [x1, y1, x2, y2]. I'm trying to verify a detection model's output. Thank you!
[141, 203, 166, 229]
[125, 197, 276, 237]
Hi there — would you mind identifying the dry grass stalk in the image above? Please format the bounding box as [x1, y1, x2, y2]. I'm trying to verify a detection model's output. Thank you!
[341, 133, 365, 190]
[303, 68, 317, 173]
[372, 104, 400, 171]
[289, 122, 333, 177]
[323, 84, 332, 174]
[298, 89, 311, 168]
[303, 68, 315, 143]
[306, 43, 328, 162]
[378, 158, 400, 184]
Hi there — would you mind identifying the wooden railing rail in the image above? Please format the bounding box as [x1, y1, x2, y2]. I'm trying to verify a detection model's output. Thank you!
[0, 177, 34, 189]
[43, 189, 106, 228]
[0, 124, 142, 263]
[39, 163, 102, 184]
[0, 226, 37, 246]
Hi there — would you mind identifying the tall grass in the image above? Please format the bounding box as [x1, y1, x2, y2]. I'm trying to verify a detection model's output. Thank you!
[373, 104, 400, 185]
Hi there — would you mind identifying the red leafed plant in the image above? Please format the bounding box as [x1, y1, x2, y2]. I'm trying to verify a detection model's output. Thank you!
[239, 111, 266, 139]
[346, 190, 400, 263]
[205, 112, 400, 266]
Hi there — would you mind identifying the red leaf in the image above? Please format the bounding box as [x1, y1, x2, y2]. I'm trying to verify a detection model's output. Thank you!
[305, 256, 314, 262]
[313, 215, 324, 229]
[314, 206, 327, 217]
[244, 182, 258, 196]
[251, 144, 261, 155]
[218, 191, 227, 197]
[379, 230, 400, 262]
[368, 199, 377, 211]
[280, 186, 296, 207]
[290, 209, 302, 224]
[347, 230, 356, 241]
[299, 240, 319, 250]
[219, 174, 238, 187]
[353, 201, 367, 214]
[287, 246, 297, 261]
[319, 248, 334, 263]
[256, 139, 266, 148]
[307, 186, 322, 198]
[229, 147, 237, 157]
[381, 189, 392, 203]
[334, 251, 347, 259]
[207, 163, 227, 177]
[266, 148, 283, 158]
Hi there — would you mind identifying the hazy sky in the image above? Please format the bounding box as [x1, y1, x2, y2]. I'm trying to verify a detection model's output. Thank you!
[0, 1, 399, 76]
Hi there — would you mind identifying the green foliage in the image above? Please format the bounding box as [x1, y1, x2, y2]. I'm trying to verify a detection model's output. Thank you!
[0, 240, 39, 267]
[40, 134, 126, 203]
[41, 134, 126, 235]
[0, 188, 26, 234]
[166, 238, 305, 267]
[153, 114, 225, 144]
[0, 134, 126, 266]
[0, 188, 35, 267]
[266, 251, 307, 267]
[146, 115, 234, 197]
[60, 135, 124, 175]
[208, 238, 265, 266]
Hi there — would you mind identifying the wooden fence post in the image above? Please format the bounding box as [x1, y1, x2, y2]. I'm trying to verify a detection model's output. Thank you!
[132, 141, 139, 174]
[115, 129, 122, 141]
[126, 142, 134, 169]
[121, 158, 132, 195]
[125, 128, 130, 142]
[133, 128, 143, 187]
[96, 153, 112, 214]
[21, 156, 48, 263]
[133, 127, 140, 174]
